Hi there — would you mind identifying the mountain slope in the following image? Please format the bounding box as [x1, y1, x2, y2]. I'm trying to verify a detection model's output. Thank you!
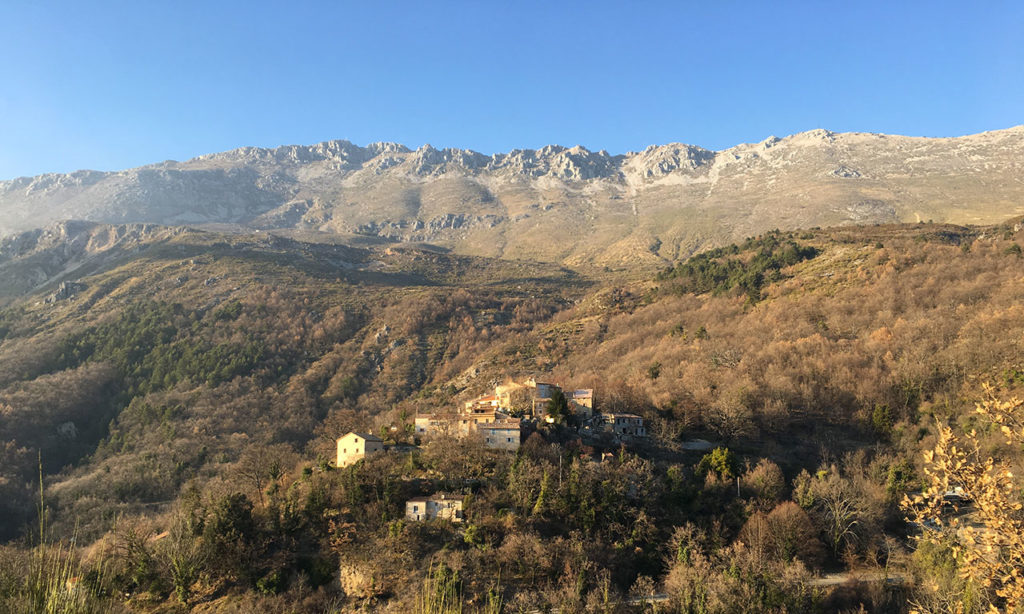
[1, 218, 1023, 610]
[2, 127, 1023, 267]
[0, 223, 585, 539]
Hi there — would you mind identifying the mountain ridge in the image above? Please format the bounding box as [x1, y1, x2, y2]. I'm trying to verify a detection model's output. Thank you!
[2, 126, 1023, 266]
[7, 125, 1022, 182]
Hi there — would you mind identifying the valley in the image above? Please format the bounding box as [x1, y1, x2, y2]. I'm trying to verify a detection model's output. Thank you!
[0, 215, 1022, 612]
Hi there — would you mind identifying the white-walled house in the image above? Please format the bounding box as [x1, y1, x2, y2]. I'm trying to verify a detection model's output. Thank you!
[336, 432, 384, 468]
[405, 494, 465, 522]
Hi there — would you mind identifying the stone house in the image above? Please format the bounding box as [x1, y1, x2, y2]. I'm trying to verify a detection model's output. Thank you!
[464, 394, 503, 413]
[571, 389, 594, 419]
[405, 494, 465, 522]
[415, 410, 522, 450]
[495, 378, 596, 421]
[415, 413, 484, 438]
[601, 413, 646, 437]
[532, 397, 553, 420]
[336, 432, 384, 468]
[529, 379, 558, 399]
[478, 419, 522, 451]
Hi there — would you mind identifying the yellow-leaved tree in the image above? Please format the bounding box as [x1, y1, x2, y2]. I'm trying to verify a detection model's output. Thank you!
[903, 386, 1024, 614]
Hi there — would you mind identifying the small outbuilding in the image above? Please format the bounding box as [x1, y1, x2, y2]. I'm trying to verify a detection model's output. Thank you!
[405, 494, 465, 522]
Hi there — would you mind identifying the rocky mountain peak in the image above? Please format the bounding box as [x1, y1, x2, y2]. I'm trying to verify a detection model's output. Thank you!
[1, 127, 1023, 267]
[624, 143, 716, 179]
[366, 141, 412, 155]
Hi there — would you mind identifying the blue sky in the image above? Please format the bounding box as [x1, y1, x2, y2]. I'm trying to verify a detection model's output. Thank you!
[1, 1, 1021, 179]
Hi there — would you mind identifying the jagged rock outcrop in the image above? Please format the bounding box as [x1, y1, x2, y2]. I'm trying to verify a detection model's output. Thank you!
[0, 221, 191, 303]
[44, 280, 86, 303]
[2, 127, 1023, 266]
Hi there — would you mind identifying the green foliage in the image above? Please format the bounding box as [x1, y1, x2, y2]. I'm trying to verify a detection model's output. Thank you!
[255, 569, 286, 595]
[202, 493, 255, 579]
[0, 309, 18, 342]
[418, 562, 462, 614]
[55, 301, 269, 398]
[532, 470, 551, 516]
[213, 299, 243, 321]
[300, 555, 335, 588]
[206, 493, 255, 542]
[333, 375, 360, 400]
[1003, 368, 1024, 387]
[871, 403, 894, 437]
[910, 539, 987, 613]
[647, 361, 662, 380]
[1004, 242, 1022, 257]
[657, 233, 818, 302]
[885, 457, 916, 497]
[545, 388, 569, 425]
[698, 447, 738, 480]
[463, 524, 483, 549]
[21, 542, 105, 614]
[162, 518, 204, 604]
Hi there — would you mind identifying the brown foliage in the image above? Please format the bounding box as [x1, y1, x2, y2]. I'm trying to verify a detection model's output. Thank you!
[903, 387, 1024, 613]
[739, 501, 825, 568]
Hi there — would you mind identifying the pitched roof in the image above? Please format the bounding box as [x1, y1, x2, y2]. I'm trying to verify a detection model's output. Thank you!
[485, 420, 521, 429]
[350, 432, 383, 441]
[416, 413, 472, 420]
[407, 494, 465, 503]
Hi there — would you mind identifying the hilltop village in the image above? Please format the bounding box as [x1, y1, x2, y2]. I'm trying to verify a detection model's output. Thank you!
[335, 378, 646, 522]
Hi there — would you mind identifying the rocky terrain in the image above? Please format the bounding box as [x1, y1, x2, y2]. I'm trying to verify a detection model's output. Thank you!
[1, 127, 1023, 267]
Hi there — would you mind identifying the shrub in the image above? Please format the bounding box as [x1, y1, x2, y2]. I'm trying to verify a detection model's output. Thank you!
[698, 447, 738, 480]
[741, 459, 786, 504]
[871, 403, 894, 437]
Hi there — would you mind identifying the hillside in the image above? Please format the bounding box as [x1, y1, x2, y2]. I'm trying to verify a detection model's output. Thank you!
[0, 225, 585, 540]
[0, 218, 1022, 612]
[2, 127, 1023, 268]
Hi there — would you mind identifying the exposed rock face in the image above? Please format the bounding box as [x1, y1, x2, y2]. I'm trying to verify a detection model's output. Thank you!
[2, 127, 1023, 266]
[0, 221, 191, 302]
[44, 280, 86, 303]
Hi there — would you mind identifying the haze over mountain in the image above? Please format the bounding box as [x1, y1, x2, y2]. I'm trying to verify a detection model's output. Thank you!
[2, 126, 1023, 267]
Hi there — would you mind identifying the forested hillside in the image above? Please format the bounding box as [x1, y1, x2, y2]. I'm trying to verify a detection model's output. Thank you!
[1, 218, 1022, 613]
[0, 230, 583, 540]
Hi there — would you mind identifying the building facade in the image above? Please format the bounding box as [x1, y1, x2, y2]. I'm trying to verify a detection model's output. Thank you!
[416, 410, 522, 451]
[336, 432, 384, 468]
[479, 419, 522, 451]
[405, 494, 465, 522]
[601, 413, 646, 437]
